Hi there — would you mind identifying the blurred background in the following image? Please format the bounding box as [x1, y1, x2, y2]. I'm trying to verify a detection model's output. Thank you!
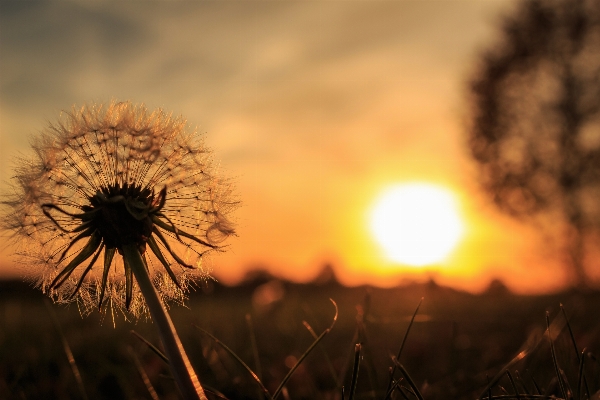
[3, 2, 600, 399]
[2, 0, 600, 294]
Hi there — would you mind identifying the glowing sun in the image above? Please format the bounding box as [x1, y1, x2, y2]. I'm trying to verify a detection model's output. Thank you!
[369, 183, 464, 266]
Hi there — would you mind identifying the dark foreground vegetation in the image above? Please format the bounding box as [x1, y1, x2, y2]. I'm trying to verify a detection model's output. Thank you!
[0, 274, 598, 400]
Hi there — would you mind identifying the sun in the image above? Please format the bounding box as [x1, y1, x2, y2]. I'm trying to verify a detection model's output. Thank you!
[369, 183, 464, 267]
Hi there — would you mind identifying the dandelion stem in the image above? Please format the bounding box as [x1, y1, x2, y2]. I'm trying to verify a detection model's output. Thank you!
[122, 243, 206, 400]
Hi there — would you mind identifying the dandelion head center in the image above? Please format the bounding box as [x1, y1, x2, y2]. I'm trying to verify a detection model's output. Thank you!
[84, 182, 161, 252]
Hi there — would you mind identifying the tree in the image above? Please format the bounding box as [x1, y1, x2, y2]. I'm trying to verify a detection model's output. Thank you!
[468, 0, 600, 287]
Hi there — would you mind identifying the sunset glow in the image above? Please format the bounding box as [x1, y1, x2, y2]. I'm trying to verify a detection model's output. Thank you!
[1, 1, 577, 294]
[369, 183, 464, 267]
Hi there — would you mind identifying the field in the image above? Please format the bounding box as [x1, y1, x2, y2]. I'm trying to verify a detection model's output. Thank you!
[0, 275, 599, 400]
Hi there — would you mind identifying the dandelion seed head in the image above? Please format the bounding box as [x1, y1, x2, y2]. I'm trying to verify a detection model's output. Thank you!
[2, 101, 236, 318]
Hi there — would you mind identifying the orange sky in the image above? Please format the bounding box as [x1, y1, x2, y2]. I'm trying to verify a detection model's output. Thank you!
[0, 1, 577, 293]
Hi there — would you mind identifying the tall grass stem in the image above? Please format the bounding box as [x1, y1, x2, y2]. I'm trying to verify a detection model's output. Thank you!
[385, 297, 423, 397]
[546, 311, 567, 400]
[506, 370, 521, 399]
[348, 343, 362, 400]
[561, 305, 590, 398]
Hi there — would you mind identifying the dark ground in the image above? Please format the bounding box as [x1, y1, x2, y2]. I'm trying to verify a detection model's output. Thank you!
[0, 274, 598, 400]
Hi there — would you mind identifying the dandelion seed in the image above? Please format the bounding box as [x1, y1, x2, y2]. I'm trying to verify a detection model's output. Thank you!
[2, 101, 236, 318]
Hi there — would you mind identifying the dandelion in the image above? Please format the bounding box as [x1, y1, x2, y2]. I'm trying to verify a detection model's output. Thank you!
[4, 101, 235, 313]
[3, 101, 236, 399]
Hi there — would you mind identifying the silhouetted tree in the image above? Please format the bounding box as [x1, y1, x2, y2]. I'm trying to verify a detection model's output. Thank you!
[468, 0, 600, 287]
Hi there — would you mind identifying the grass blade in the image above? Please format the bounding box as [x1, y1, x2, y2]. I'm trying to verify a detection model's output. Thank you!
[386, 297, 423, 397]
[348, 343, 362, 400]
[199, 384, 231, 400]
[561, 304, 579, 357]
[547, 311, 567, 400]
[577, 348, 587, 400]
[530, 374, 542, 395]
[386, 379, 410, 400]
[506, 370, 522, 399]
[128, 346, 160, 400]
[391, 357, 424, 400]
[303, 320, 339, 388]
[397, 297, 423, 360]
[561, 305, 591, 399]
[397, 385, 412, 400]
[559, 368, 574, 400]
[131, 330, 169, 364]
[515, 370, 530, 395]
[194, 325, 273, 400]
[479, 313, 567, 400]
[45, 301, 89, 400]
[272, 299, 338, 400]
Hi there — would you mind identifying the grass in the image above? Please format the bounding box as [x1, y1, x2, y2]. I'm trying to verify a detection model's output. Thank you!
[0, 277, 598, 399]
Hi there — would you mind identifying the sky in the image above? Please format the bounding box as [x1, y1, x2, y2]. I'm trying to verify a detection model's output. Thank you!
[0, 0, 578, 293]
